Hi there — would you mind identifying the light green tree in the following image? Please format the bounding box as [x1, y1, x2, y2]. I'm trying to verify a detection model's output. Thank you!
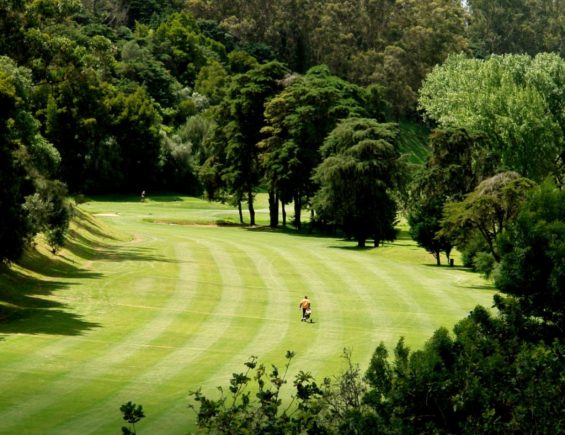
[419, 53, 565, 182]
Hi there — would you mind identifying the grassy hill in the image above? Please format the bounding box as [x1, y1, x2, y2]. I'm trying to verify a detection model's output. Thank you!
[398, 120, 430, 164]
[0, 195, 495, 433]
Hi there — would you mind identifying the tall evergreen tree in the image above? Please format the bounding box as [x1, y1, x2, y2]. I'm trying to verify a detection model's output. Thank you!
[312, 118, 403, 247]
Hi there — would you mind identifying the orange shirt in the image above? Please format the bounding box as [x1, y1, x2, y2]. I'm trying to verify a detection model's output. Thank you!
[300, 298, 310, 309]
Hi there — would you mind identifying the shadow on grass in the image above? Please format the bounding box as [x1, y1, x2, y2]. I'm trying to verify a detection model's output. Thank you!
[0, 266, 100, 336]
[328, 244, 375, 251]
[64, 229, 179, 264]
[73, 208, 120, 241]
[17, 247, 103, 279]
[146, 195, 183, 202]
[244, 224, 418, 250]
[243, 224, 341, 241]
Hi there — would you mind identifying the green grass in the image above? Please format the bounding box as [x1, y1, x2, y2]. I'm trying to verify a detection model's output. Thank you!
[0, 195, 495, 434]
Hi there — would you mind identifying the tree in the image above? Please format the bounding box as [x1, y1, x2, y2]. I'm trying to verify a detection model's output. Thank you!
[0, 55, 68, 261]
[189, 351, 327, 433]
[361, 308, 565, 434]
[161, 114, 214, 194]
[153, 12, 226, 86]
[0, 56, 34, 261]
[466, 0, 565, 58]
[440, 172, 535, 266]
[118, 39, 181, 107]
[261, 66, 368, 229]
[495, 181, 565, 329]
[186, 0, 469, 117]
[216, 61, 288, 225]
[23, 179, 72, 254]
[408, 197, 453, 265]
[407, 128, 494, 265]
[121, 0, 184, 27]
[119, 401, 145, 435]
[107, 86, 163, 192]
[312, 118, 403, 247]
[419, 53, 565, 183]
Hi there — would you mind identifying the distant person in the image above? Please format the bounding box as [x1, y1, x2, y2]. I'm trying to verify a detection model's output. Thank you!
[140, 190, 145, 202]
[299, 296, 311, 322]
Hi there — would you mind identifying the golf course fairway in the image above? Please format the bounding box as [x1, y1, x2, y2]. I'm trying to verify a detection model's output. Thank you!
[0, 195, 496, 433]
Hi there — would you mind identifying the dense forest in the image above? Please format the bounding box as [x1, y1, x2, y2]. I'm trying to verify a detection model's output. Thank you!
[1, 1, 565, 432]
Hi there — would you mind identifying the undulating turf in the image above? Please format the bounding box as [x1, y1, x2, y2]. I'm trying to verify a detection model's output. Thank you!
[0, 195, 495, 433]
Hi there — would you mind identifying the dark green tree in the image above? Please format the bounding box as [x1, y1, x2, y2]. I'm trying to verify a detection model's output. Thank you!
[261, 66, 368, 229]
[120, 401, 145, 435]
[153, 12, 226, 86]
[361, 307, 565, 434]
[216, 61, 288, 225]
[495, 181, 565, 330]
[0, 55, 68, 261]
[312, 118, 403, 248]
[466, 0, 565, 58]
[408, 197, 453, 265]
[107, 86, 163, 192]
[407, 128, 494, 265]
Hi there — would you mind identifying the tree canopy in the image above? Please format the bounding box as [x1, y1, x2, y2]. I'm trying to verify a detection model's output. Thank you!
[419, 53, 565, 182]
[312, 117, 402, 247]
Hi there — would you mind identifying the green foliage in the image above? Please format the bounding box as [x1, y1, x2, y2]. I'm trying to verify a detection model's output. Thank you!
[190, 349, 380, 434]
[194, 59, 228, 105]
[495, 182, 565, 329]
[214, 60, 289, 225]
[466, 0, 565, 58]
[408, 196, 452, 265]
[107, 86, 163, 192]
[407, 128, 493, 265]
[161, 114, 214, 194]
[440, 172, 536, 263]
[187, 0, 469, 116]
[261, 65, 369, 228]
[312, 118, 402, 247]
[361, 309, 565, 433]
[0, 55, 66, 261]
[120, 401, 145, 435]
[189, 350, 324, 433]
[121, 0, 184, 27]
[419, 53, 565, 182]
[118, 39, 181, 107]
[23, 179, 72, 253]
[153, 12, 226, 86]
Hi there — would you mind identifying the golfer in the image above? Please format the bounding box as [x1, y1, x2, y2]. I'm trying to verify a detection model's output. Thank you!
[299, 296, 311, 321]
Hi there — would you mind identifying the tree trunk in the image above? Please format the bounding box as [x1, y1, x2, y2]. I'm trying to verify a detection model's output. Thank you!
[268, 190, 278, 228]
[435, 251, 441, 266]
[357, 238, 366, 248]
[282, 202, 287, 227]
[374, 238, 380, 247]
[238, 201, 244, 224]
[293, 193, 301, 230]
[248, 190, 255, 226]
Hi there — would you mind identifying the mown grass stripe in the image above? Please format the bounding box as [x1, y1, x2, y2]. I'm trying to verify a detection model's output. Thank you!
[142, 237, 298, 433]
[46, 239, 235, 433]
[55, 234, 268, 433]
